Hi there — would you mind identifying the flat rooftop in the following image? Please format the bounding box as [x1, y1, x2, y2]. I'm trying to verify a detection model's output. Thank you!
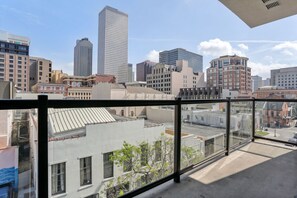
[138, 140, 297, 198]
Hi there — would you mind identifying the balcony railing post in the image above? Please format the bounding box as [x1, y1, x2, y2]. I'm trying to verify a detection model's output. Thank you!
[226, 97, 231, 156]
[38, 95, 48, 197]
[174, 97, 181, 183]
[252, 97, 256, 142]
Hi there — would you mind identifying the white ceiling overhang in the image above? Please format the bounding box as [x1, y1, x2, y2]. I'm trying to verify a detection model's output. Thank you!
[219, 0, 297, 27]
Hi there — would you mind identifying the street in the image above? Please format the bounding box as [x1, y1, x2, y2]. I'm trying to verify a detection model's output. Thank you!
[263, 125, 296, 142]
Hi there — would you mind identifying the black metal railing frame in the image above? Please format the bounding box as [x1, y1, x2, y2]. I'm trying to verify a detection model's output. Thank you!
[0, 96, 297, 198]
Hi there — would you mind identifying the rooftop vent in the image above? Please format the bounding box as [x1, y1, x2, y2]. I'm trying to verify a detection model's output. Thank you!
[266, 1, 280, 9]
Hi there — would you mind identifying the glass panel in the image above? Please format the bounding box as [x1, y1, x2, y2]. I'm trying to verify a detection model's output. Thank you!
[256, 101, 295, 144]
[181, 103, 226, 170]
[48, 106, 174, 197]
[230, 101, 253, 147]
[0, 109, 37, 198]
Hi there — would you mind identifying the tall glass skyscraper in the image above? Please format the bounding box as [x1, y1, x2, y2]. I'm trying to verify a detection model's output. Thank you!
[159, 48, 203, 72]
[74, 38, 93, 76]
[98, 6, 128, 83]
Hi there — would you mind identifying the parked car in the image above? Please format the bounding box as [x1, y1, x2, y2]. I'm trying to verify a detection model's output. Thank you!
[264, 128, 268, 131]
[288, 132, 297, 145]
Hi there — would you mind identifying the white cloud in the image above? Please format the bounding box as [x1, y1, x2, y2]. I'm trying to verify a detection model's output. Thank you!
[238, 44, 249, 51]
[146, 50, 160, 62]
[249, 61, 294, 79]
[198, 38, 245, 57]
[229, 40, 285, 44]
[272, 41, 297, 56]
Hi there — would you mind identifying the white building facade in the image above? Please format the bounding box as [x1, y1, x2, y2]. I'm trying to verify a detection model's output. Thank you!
[30, 108, 167, 198]
[146, 60, 205, 96]
[271, 66, 297, 89]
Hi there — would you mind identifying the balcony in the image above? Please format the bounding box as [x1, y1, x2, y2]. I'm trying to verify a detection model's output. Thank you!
[139, 140, 297, 198]
[0, 97, 297, 198]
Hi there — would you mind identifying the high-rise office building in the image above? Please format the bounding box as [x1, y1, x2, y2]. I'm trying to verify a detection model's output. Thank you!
[207, 55, 251, 93]
[0, 30, 30, 92]
[128, 63, 134, 82]
[98, 6, 128, 83]
[136, 60, 156, 82]
[271, 67, 297, 89]
[251, 75, 263, 92]
[159, 48, 203, 72]
[263, 78, 270, 86]
[74, 38, 93, 76]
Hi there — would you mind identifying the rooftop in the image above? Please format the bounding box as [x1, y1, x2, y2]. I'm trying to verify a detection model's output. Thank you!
[48, 108, 116, 134]
[0, 30, 30, 45]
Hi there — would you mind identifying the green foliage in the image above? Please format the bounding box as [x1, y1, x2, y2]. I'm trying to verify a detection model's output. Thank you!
[101, 134, 203, 197]
[255, 130, 269, 136]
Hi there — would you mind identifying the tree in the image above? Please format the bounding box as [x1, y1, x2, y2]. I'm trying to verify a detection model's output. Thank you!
[100, 133, 203, 198]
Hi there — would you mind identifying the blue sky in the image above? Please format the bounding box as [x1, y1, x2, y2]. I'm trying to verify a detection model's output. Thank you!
[1, 0, 297, 78]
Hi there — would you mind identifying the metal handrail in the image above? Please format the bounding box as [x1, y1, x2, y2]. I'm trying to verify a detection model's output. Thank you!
[1, 96, 297, 198]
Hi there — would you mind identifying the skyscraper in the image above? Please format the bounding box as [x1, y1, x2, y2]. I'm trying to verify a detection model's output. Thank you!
[251, 75, 263, 92]
[159, 48, 203, 72]
[127, 63, 134, 82]
[74, 38, 93, 76]
[0, 30, 30, 92]
[98, 6, 128, 83]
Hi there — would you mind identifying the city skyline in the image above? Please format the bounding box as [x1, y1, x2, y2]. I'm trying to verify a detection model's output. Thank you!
[1, 0, 297, 78]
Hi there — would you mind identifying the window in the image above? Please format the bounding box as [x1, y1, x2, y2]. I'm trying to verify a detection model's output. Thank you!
[103, 152, 113, 178]
[80, 157, 92, 186]
[140, 143, 148, 166]
[51, 163, 66, 195]
[155, 141, 162, 162]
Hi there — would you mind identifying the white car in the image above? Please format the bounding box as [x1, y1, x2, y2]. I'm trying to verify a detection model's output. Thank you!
[288, 132, 297, 145]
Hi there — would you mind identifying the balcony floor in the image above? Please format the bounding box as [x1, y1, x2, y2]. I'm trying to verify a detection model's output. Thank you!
[139, 140, 297, 198]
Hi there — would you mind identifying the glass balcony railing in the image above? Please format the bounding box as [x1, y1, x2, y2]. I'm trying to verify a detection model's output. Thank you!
[0, 96, 296, 198]
[230, 100, 253, 148]
[181, 102, 227, 170]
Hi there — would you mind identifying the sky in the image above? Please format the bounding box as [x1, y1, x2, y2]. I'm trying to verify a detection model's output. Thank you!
[1, 0, 297, 79]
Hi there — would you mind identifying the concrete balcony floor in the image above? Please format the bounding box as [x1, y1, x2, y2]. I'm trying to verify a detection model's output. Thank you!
[139, 140, 297, 198]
